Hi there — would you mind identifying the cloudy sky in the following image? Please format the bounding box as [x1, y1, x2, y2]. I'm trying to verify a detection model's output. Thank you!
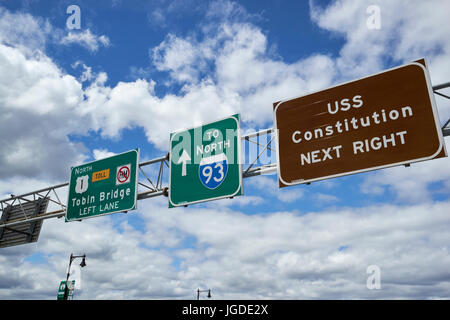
[0, 0, 450, 300]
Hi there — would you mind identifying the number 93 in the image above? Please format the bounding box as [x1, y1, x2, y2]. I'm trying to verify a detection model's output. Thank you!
[202, 162, 224, 184]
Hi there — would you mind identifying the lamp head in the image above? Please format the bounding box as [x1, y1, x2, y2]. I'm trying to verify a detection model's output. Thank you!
[79, 256, 86, 268]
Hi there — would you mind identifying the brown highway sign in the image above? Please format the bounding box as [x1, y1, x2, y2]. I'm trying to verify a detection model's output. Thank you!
[273, 60, 447, 188]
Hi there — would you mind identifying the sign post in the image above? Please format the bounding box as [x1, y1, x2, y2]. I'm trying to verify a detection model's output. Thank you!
[169, 114, 243, 207]
[274, 60, 447, 187]
[65, 149, 139, 221]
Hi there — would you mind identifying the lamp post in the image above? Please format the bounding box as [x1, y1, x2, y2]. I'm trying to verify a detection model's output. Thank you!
[64, 253, 86, 300]
[197, 289, 211, 300]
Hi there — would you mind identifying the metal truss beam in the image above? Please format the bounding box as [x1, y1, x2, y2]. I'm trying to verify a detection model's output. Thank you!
[0, 84, 449, 235]
[0, 129, 277, 230]
[433, 82, 450, 136]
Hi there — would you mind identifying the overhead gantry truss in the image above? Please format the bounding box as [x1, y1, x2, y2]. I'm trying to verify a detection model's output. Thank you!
[0, 129, 277, 244]
[0, 83, 449, 247]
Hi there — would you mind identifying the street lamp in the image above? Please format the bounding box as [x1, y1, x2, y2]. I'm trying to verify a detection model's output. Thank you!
[64, 253, 86, 300]
[197, 288, 211, 300]
[79, 256, 86, 268]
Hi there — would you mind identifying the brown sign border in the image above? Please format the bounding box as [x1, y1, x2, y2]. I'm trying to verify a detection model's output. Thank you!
[273, 61, 446, 187]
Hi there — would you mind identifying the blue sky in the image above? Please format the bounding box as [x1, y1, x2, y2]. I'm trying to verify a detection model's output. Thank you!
[0, 1, 343, 86]
[0, 0, 450, 299]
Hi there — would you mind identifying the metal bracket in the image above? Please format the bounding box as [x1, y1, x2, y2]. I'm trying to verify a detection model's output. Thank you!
[0, 205, 12, 241]
[433, 82, 450, 137]
[442, 118, 450, 137]
[27, 197, 44, 243]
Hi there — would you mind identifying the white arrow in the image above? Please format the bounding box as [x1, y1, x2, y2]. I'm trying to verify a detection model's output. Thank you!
[177, 149, 191, 177]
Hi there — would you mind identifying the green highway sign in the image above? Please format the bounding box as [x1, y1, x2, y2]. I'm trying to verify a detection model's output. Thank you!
[169, 114, 243, 207]
[66, 149, 139, 222]
[57, 280, 75, 300]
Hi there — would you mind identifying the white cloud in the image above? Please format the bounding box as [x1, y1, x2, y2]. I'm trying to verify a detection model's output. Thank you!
[61, 29, 110, 52]
[0, 7, 53, 52]
[361, 137, 450, 203]
[0, 41, 89, 180]
[72, 61, 95, 82]
[80, 75, 243, 149]
[152, 34, 210, 83]
[2, 199, 444, 299]
[210, 195, 264, 208]
[0, 213, 180, 299]
[0, 199, 441, 298]
[84, 11, 336, 149]
[246, 176, 305, 203]
[2, 1, 449, 161]
[92, 149, 116, 160]
[149, 8, 167, 28]
[207, 0, 263, 23]
[0, 8, 110, 54]
[80, 0, 448, 151]
[315, 193, 339, 203]
[309, 0, 450, 118]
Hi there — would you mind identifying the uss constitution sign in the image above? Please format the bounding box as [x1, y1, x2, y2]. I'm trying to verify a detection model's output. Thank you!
[274, 60, 447, 187]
